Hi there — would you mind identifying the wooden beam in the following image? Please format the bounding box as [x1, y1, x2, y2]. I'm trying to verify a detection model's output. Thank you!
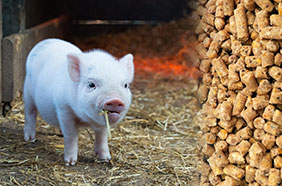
[2, 16, 68, 102]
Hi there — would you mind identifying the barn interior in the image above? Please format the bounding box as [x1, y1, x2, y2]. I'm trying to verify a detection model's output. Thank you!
[0, 0, 201, 185]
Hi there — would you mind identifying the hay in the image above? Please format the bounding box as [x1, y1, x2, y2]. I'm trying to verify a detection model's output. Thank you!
[0, 16, 201, 185]
[99, 110, 112, 139]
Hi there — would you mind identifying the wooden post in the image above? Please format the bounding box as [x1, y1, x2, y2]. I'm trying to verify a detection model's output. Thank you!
[2, 16, 67, 103]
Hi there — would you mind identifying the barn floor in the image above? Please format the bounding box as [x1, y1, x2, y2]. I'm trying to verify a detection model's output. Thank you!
[0, 17, 201, 185]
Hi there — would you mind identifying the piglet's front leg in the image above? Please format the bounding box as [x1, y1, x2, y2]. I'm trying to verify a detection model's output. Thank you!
[94, 127, 111, 161]
[58, 112, 79, 166]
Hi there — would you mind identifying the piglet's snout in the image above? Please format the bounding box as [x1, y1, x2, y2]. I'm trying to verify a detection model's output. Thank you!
[103, 99, 125, 113]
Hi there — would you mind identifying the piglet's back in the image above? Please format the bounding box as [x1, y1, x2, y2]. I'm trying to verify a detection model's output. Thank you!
[25, 39, 82, 80]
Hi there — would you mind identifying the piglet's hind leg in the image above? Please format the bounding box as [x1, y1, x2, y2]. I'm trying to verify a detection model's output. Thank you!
[23, 83, 38, 142]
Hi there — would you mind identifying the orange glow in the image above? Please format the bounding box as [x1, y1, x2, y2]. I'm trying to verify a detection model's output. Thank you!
[133, 38, 201, 79]
[134, 53, 201, 80]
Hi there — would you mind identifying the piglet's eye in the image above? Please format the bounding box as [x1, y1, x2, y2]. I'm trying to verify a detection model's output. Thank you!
[124, 83, 130, 89]
[87, 81, 96, 89]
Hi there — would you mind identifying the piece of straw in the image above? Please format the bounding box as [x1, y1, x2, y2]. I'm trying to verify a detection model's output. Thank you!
[103, 110, 112, 139]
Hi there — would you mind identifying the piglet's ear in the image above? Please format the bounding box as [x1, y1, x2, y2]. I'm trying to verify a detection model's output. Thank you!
[120, 54, 134, 82]
[67, 53, 81, 82]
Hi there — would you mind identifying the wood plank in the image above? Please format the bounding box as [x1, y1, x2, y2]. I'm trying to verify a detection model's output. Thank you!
[2, 16, 68, 102]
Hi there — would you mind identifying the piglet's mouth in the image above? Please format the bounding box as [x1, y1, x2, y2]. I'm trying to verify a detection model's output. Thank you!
[102, 110, 121, 123]
[106, 110, 120, 114]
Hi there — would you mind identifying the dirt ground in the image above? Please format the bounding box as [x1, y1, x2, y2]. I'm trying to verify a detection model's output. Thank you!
[0, 17, 201, 185]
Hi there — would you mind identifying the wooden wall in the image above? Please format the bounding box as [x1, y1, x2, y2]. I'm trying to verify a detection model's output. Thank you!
[1, 0, 68, 113]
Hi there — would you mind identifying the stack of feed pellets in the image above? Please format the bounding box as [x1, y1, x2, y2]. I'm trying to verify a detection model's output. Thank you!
[194, 0, 282, 185]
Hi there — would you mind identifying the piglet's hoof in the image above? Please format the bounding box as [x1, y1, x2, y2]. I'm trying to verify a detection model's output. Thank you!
[65, 159, 77, 166]
[95, 148, 111, 161]
[64, 155, 77, 166]
[24, 134, 36, 143]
